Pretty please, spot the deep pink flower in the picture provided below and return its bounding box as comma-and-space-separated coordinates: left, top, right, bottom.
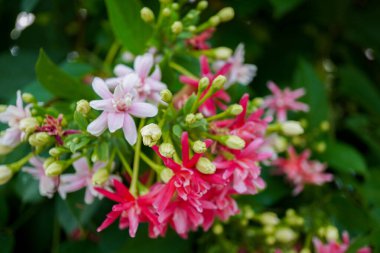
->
95, 179, 160, 238
274, 147, 333, 195
37, 114, 79, 145
186, 28, 215, 50
87, 76, 158, 145
179, 56, 231, 116
263, 81, 309, 122
313, 231, 371, 253
22, 156, 59, 198
108, 53, 167, 104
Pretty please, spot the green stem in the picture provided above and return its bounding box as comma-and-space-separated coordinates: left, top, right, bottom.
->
140, 152, 165, 173
116, 149, 133, 176
130, 119, 145, 196
206, 111, 229, 122
104, 41, 120, 71
169, 62, 198, 79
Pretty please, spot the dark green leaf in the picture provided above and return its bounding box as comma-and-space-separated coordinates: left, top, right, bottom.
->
74, 111, 89, 131
269, 0, 304, 18
13, 173, 44, 203
182, 94, 197, 115
0, 230, 14, 253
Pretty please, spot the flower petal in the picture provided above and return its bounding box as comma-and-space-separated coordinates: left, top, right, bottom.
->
92, 77, 113, 99
87, 112, 108, 136
128, 103, 158, 118
89, 99, 114, 111
108, 112, 124, 133
114, 64, 133, 77
134, 54, 154, 79
123, 114, 137, 145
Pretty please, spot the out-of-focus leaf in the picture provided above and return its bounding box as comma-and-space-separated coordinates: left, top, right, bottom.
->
35, 49, 95, 100
0, 197, 8, 226
293, 59, 329, 130
13, 173, 44, 203
0, 230, 14, 253
21, 0, 39, 11
60, 241, 102, 253
320, 140, 367, 175
105, 0, 152, 54
269, 0, 304, 18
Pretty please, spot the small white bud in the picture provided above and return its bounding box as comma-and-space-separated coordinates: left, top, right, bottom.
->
214, 47, 232, 60
171, 21, 183, 34
197, 1, 208, 11
192, 140, 207, 154
260, 212, 279, 226
212, 224, 223, 235
45, 161, 65, 177
195, 113, 204, 120
325, 225, 339, 241
140, 7, 155, 23
0, 165, 13, 185
209, 16, 220, 26
281, 121, 304, 136
196, 157, 216, 174
19, 117, 39, 134
22, 93, 35, 103
160, 168, 174, 183
223, 135, 245, 150
76, 99, 91, 115
29, 132, 51, 147
217, 7, 234, 22
198, 77, 210, 92
159, 143, 175, 158
92, 168, 109, 186
160, 89, 172, 103
211, 75, 227, 90
227, 104, 243, 116
162, 8, 171, 17
140, 123, 162, 147
185, 113, 197, 125
275, 227, 298, 243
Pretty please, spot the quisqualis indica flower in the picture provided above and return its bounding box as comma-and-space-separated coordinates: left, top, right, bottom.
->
186, 28, 215, 50
313, 231, 371, 253
87, 76, 158, 145
263, 81, 309, 122
37, 114, 79, 145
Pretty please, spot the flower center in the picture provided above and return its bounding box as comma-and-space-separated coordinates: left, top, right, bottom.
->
113, 93, 134, 112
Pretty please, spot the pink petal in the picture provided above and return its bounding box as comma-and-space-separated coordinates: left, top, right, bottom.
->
108, 112, 124, 133
134, 54, 154, 79
128, 103, 158, 118
179, 76, 199, 87
123, 114, 137, 145
97, 210, 122, 232
16, 90, 23, 109
200, 56, 210, 76
92, 77, 113, 99
87, 112, 108, 136
89, 99, 114, 112
72, 157, 90, 174
150, 65, 161, 80
128, 207, 139, 237
114, 64, 133, 77
267, 81, 281, 96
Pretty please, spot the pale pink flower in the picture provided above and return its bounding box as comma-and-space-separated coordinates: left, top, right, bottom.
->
274, 147, 333, 195
263, 81, 309, 122
87, 76, 158, 145
107, 53, 167, 104
313, 231, 371, 253
58, 157, 116, 204
22, 157, 59, 198
0, 91, 30, 148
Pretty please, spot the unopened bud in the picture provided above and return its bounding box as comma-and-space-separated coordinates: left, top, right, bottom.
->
0, 165, 13, 185
265, 236, 276, 245
320, 121, 330, 131
217, 7, 234, 22
263, 225, 275, 235
192, 140, 207, 153
43, 157, 55, 170
29, 132, 51, 147
195, 113, 204, 120
211, 75, 227, 90
22, 93, 35, 103
162, 8, 171, 17
196, 157, 216, 174
140, 123, 162, 147
275, 227, 298, 243
214, 47, 232, 60
160, 168, 174, 183
209, 16, 220, 26
49, 147, 67, 157
76, 99, 90, 115
19, 117, 39, 134
185, 113, 197, 125
160, 89, 172, 103
188, 25, 196, 32
252, 97, 263, 107
222, 135, 245, 150
197, 1, 208, 11
315, 141, 326, 153
92, 168, 109, 186
227, 104, 243, 116
171, 3, 179, 10
159, 143, 175, 158
281, 121, 304, 136
45, 161, 65, 177
198, 77, 210, 92
0, 105, 7, 113
171, 21, 183, 34
260, 212, 279, 226
325, 225, 339, 241
141, 7, 155, 23
273, 136, 288, 153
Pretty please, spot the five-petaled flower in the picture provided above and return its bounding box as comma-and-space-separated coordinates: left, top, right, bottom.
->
37, 114, 79, 145
313, 231, 371, 253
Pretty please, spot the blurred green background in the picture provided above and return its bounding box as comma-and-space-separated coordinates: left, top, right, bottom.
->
0, 0, 380, 252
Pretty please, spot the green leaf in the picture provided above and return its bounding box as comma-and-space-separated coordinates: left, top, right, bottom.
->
320, 140, 367, 175
74, 111, 89, 131
98, 141, 110, 161
182, 94, 197, 115
13, 173, 44, 203
269, 0, 304, 18
0, 230, 14, 253
35, 49, 95, 101
293, 59, 329, 130
105, 0, 152, 54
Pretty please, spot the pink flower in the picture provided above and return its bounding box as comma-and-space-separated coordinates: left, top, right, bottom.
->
313, 231, 371, 253
274, 147, 333, 195
87, 76, 158, 145
263, 81, 309, 122
58, 157, 116, 204
0, 91, 30, 148
22, 157, 59, 198
186, 28, 215, 50
95, 179, 161, 238
37, 114, 79, 145
107, 53, 167, 104
214, 44, 257, 88
179, 56, 231, 116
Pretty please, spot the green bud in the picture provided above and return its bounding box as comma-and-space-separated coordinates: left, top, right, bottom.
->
76, 99, 91, 115
185, 113, 197, 125
19, 117, 39, 134
263, 225, 275, 235
49, 147, 67, 157
214, 47, 232, 60
275, 227, 298, 244
252, 97, 263, 107
140, 7, 155, 23
0, 105, 7, 113
0, 165, 13, 185
281, 121, 304, 136
192, 140, 207, 154
265, 236, 276, 245
217, 7, 234, 22
29, 132, 51, 147
160, 89, 173, 103
198, 77, 210, 92
315, 141, 326, 153
227, 104, 243, 116
320, 121, 330, 131
273, 136, 288, 153
92, 168, 109, 186
171, 3, 179, 10
195, 113, 204, 120
221, 135, 246, 150
160, 168, 174, 183
159, 143, 175, 158
43, 157, 55, 170
22, 93, 36, 103
171, 21, 183, 34
140, 123, 162, 147
45, 161, 65, 177
188, 25, 196, 32
212, 224, 223, 235
196, 157, 216, 174
162, 7, 171, 17
209, 16, 220, 26
260, 212, 279, 226
197, 1, 208, 11
211, 75, 227, 90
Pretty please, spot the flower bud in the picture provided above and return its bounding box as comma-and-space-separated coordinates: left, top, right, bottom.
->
76, 99, 91, 115
320, 121, 330, 131
43, 157, 55, 170
0, 145, 13, 155
212, 224, 223, 235
197, 1, 208, 11
260, 212, 279, 226
162, 8, 171, 17
263, 225, 275, 235
209, 16, 220, 26
140, 123, 162, 147
217, 7, 234, 22
19, 117, 39, 134
281, 121, 304, 136
195, 113, 204, 120
211, 75, 227, 90
171, 21, 183, 34
49, 147, 67, 157
0, 165, 13, 185
45, 161, 65, 177
222, 135, 245, 150
265, 236, 276, 245
192, 140, 207, 154
159, 143, 175, 158
227, 104, 243, 116
92, 168, 109, 186
315, 141, 326, 153
185, 113, 197, 125
160, 89, 172, 103
275, 227, 298, 243
214, 47, 232, 60
252, 97, 263, 107
198, 77, 210, 92
29, 132, 51, 147
273, 136, 288, 153
160, 168, 174, 183
196, 157, 216, 174
171, 3, 179, 10
325, 225, 339, 241
140, 7, 155, 23
22, 93, 35, 103
188, 26, 196, 32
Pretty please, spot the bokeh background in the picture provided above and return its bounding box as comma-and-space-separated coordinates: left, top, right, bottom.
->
0, 0, 379, 252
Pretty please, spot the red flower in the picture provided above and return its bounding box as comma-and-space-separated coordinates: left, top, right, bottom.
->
186, 28, 215, 50
37, 114, 79, 145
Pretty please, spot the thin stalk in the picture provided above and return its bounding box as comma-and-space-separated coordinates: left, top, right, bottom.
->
104, 41, 120, 71
140, 152, 165, 173
116, 149, 133, 176
169, 61, 198, 79
130, 119, 145, 196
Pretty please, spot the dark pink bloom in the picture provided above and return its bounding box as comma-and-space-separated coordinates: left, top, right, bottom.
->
37, 114, 79, 145
186, 28, 215, 50
179, 56, 231, 116
313, 231, 371, 253
263, 81, 309, 122
274, 147, 333, 195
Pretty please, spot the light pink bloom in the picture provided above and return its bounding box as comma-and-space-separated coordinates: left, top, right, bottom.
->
22, 157, 59, 198
263, 81, 309, 122
214, 44, 257, 88
58, 157, 116, 204
0, 91, 30, 148
313, 231, 371, 253
274, 147, 333, 195
107, 53, 167, 104
87, 76, 158, 145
